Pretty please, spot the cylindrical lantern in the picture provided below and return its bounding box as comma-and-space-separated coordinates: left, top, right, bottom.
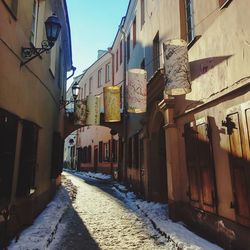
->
127, 68, 147, 113
86, 95, 100, 125
74, 100, 87, 125
104, 86, 121, 122
163, 39, 191, 95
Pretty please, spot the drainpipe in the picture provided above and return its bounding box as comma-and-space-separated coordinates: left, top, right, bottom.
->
119, 22, 127, 183
66, 65, 76, 80
107, 48, 115, 177
107, 48, 115, 86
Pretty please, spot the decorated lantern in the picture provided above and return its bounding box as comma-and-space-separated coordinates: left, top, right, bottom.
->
86, 95, 100, 125
127, 68, 147, 113
74, 100, 87, 125
163, 39, 191, 95
104, 86, 121, 122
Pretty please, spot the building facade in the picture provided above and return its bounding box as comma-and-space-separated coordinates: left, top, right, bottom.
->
76, 52, 120, 175
167, 0, 250, 249
64, 0, 250, 248
0, 0, 72, 245
114, 0, 250, 248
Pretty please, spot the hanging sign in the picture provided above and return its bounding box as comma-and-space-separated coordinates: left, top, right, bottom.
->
86, 95, 100, 125
163, 39, 191, 95
74, 100, 87, 125
127, 68, 147, 113
104, 86, 121, 122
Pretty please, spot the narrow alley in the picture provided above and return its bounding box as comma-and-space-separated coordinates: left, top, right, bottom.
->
8, 172, 222, 250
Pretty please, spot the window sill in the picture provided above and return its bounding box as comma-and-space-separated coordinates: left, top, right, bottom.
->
187, 35, 201, 50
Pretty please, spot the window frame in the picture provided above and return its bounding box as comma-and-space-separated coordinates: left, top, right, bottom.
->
116, 50, 119, 72
185, 0, 195, 43
133, 16, 137, 48
153, 32, 160, 72
30, 0, 39, 45
119, 41, 123, 65
89, 77, 92, 94
141, 0, 145, 29
105, 63, 110, 82
98, 68, 102, 88
127, 33, 130, 62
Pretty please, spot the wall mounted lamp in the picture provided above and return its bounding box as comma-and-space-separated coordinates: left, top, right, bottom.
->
60, 82, 80, 110
20, 14, 61, 67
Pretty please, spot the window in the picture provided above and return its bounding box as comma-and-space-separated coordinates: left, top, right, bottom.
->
88, 145, 91, 162
84, 84, 87, 98
83, 146, 88, 163
153, 32, 160, 72
112, 140, 118, 162
116, 50, 119, 72
30, 0, 39, 45
98, 68, 102, 87
99, 141, 103, 162
89, 77, 92, 94
120, 41, 123, 64
2, 0, 18, 17
17, 121, 39, 197
127, 33, 130, 61
104, 142, 110, 161
133, 17, 137, 47
185, 0, 195, 43
141, 0, 145, 28
105, 63, 110, 82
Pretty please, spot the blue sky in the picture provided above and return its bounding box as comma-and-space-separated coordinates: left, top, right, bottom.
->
67, 0, 129, 83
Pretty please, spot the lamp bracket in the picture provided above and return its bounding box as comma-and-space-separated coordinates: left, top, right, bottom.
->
20, 40, 54, 67
60, 99, 76, 110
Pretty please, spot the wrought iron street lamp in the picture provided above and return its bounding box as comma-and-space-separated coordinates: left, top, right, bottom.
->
60, 82, 80, 110
72, 83, 80, 101
21, 14, 61, 66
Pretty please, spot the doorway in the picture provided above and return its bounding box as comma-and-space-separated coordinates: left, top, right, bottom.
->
0, 109, 18, 208
149, 112, 167, 202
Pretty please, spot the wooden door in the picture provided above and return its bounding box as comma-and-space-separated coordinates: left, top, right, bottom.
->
226, 104, 250, 226
184, 118, 217, 212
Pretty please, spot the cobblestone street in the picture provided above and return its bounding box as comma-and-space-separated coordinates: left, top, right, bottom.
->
49, 173, 170, 250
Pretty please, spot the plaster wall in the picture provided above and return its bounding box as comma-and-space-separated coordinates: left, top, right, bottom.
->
0, 0, 70, 200
173, 0, 250, 223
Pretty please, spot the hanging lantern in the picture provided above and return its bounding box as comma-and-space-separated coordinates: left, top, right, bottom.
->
104, 86, 121, 122
74, 100, 87, 125
163, 39, 191, 95
86, 95, 100, 125
127, 68, 147, 113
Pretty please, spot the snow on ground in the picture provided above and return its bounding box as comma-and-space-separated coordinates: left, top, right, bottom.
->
69, 170, 222, 250
8, 170, 222, 250
8, 188, 71, 250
